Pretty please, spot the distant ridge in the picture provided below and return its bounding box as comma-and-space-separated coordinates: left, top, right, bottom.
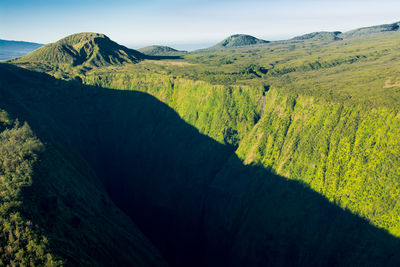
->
0, 39, 43, 61
12, 32, 145, 67
203, 21, 400, 50
138, 45, 187, 56
291, 31, 343, 42
341, 21, 400, 38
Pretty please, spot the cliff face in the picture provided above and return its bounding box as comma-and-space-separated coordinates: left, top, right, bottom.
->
83, 72, 263, 148
83, 69, 400, 239
84, 69, 400, 240
237, 88, 400, 236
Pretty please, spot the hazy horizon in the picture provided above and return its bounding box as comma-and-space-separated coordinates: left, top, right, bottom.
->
1, 0, 400, 50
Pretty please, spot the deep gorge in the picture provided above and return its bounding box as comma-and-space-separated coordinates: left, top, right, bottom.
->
1, 64, 399, 266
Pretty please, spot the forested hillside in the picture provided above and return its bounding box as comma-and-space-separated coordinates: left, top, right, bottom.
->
0, 117, 60, 266
237, 89, 400, 236
83, 72, 263, 148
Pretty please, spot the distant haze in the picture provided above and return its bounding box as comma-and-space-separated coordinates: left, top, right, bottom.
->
1, 0, 399, 49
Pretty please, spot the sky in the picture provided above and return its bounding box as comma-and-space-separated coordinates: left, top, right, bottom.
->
1, 0, 400, 50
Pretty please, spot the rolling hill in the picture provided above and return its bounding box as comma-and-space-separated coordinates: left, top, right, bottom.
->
138, 45, 187, 56
209, 34, 269, 49
0, 39, 43, 61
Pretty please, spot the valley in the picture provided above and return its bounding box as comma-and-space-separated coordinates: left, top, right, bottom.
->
1, 21, 400, 266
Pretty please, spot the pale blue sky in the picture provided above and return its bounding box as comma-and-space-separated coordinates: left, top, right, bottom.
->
1, 0, 399, 50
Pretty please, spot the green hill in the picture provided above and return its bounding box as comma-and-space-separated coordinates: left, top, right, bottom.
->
138, 45, 187, 56
0, 39, 43, 61
11, 32, 145, 68
210, 34, 269, 49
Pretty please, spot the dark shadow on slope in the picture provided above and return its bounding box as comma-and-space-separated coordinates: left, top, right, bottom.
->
0, 63, 400, 267
0, 64, 168, 266
146, 55, 184, 60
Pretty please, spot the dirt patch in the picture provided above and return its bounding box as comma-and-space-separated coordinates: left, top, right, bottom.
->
384, 78, 400, 88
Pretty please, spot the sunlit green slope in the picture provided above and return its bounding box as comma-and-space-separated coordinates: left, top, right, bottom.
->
236, 89, 400, 236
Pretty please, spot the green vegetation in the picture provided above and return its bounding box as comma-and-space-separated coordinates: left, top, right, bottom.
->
4, 21, 400, 265
0, 114, 61, 266
237, 89, 400, 236
83, 71, 263, 147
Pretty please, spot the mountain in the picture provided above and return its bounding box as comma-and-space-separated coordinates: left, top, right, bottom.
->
210, 34, 269, 49
291, 31, 343, 42
11, 32, 145, 68
138, 45, 187, 56
0, 39, 43, 61
342, 21, 400, 38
